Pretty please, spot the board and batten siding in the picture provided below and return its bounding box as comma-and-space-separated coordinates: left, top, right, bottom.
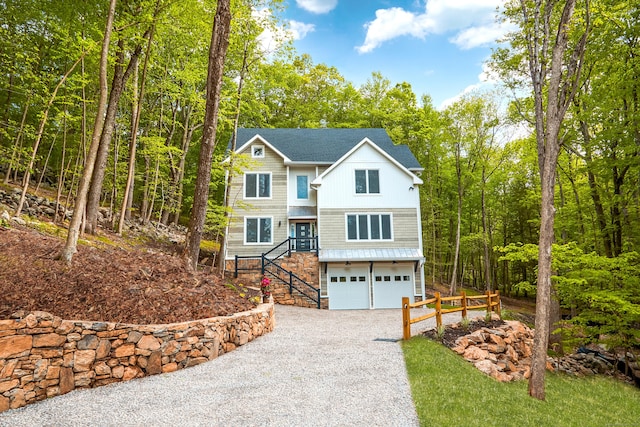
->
315, 142, 420, 210
317, 208, 420, 250
225, 143, 288, 258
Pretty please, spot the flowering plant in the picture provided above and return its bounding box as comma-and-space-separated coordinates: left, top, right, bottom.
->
260, 276, 271, 297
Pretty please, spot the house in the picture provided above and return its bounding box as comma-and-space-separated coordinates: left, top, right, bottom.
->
223, 128, 425, 309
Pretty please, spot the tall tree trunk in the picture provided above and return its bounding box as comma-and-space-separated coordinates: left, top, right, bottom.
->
523, 0, 589, 400
59, 0, 116, 262
184, 0, 232, 271
481, 167, 492, 291
118, 61, 139, 233
172, 109, 199, 226
4, 99, 30, 184
54, 108, 69, 224
217, 37, 251, 274
580, 127, 612, 256
118, 11, 156, 234
35, 130, 57, 193
85, 36, 144, 234
449, 140, 463, 296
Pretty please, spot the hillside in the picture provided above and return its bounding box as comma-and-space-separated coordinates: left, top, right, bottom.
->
0, 222, 258, 324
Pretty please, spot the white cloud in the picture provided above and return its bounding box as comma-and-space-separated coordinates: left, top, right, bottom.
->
253, 9, 315, 54
357, 7, 429, 54
451, 21, 518, 50
357, 0, 507, 53
288, 20, 315, 40
296, 0, 338, 14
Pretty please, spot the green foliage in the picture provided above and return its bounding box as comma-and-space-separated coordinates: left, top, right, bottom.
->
403, 337, 640, 426
498, 241, 640, 349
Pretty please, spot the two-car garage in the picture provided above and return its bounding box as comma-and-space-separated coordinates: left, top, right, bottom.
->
326, 262, 418, 310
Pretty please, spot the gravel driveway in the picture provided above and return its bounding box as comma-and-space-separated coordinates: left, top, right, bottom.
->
0, 305, 474, 427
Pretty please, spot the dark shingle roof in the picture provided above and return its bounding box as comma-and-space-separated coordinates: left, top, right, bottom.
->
233, 128, 422, 170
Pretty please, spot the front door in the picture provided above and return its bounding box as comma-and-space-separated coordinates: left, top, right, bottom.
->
295, 222, 311, 251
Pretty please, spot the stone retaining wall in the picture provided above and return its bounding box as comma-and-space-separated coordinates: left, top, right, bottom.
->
0, 302, 275, 412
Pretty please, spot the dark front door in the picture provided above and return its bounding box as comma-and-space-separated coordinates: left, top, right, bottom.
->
295, 222, 311, 251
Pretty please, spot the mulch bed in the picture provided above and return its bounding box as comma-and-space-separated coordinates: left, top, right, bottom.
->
421, 318, 507, 348
0, 225, 259, 324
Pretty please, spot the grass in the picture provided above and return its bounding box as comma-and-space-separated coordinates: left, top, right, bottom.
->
403, 336, 640, 427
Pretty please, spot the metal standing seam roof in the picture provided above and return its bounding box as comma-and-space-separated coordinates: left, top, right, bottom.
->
318, 248, 425, 262
233, 128, 423, 170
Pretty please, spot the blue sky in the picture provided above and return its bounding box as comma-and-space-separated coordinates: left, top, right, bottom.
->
268, 0, 513, 109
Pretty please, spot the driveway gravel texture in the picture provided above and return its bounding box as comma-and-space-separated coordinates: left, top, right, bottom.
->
0, 305, 479, 427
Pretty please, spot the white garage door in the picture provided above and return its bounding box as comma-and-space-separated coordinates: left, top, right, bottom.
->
373, 265, 414, 309
327, 264, 370, 310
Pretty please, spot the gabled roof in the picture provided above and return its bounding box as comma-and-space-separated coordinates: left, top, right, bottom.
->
232, 128, 423, 170
311, 137, 423, 186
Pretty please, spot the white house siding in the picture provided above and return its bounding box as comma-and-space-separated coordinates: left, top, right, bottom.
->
225, 143, 289, 258
288, 167, 317, 207
315, 142, 420, 210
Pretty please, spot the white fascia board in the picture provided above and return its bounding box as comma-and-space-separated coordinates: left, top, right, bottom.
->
310, 137, 423, 186
232, 134, 291, 162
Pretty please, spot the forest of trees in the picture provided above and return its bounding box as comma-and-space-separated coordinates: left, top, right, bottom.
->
1, 0, 639, 384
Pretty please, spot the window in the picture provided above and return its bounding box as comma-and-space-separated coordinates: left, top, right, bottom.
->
346, 214, 392, 241
355, 169, 380, 194
245, 173, 271, 198
296, 175, 308, 199
245, 217, 272, 244
252, 145, 264, 158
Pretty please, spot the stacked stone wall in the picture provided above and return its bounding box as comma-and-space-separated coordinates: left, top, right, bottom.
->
0, 302, 274, 412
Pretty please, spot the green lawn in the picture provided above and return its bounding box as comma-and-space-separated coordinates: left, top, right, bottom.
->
403, 337, 640, 427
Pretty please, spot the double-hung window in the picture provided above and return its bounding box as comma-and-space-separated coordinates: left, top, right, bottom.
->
245, 173, 271, 198
245, 217, 272, 244
355, 169, 380, 194
346, 214, 392, 241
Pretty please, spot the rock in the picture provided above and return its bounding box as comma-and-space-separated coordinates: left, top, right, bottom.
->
137, 335, 161, 351
32, 333, 66, 348
0, 379, 19, 393
77, 334, 99, 350
0, 335, 32, 358
146, 350, 162, 375
73, 350, 96, 372
12, 216, 26, 225
463, 346, 490, 361
0, 395, 10, 412
475, 359, 498, 376
95, 339, 111, 359
59, 367, 74, 394
114, 342, 135, 358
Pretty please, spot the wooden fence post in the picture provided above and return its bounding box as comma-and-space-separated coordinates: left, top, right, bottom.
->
435, 292, 442, 328
402, 297, 410, 340
461, 290, 467, 320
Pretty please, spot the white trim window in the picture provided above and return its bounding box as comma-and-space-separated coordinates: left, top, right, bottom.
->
296, 175, 309, 199
245, 217, 272, 244
244, 172, 271, 199
346, 213, 392, 241
251, 144, 265, 158
355, 169, 380, 194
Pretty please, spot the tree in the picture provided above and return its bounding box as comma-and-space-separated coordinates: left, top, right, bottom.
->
503, 0, 590, 400
183, 0, 232, 271
59, 0, 117, 262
